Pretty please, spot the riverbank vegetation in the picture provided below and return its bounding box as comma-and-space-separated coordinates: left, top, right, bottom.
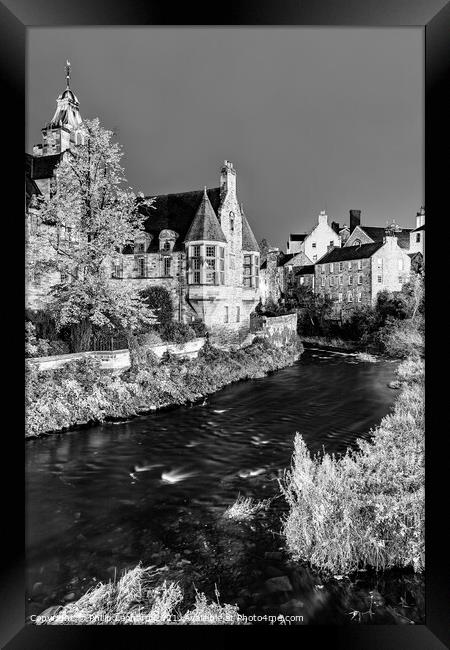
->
291, 274, 424, 358
26, 337, 303, 438
281, 354, 424, 574
37, 564, 241, 625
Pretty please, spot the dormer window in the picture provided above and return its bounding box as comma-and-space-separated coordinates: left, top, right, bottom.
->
159, 229, 178, 253
134, 232, 152, 254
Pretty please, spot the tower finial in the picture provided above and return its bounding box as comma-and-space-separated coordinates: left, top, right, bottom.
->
66, 60, 71, 88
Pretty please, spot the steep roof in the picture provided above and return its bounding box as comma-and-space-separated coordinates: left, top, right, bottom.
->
185, 188, 226, 243
361, 226, 411, 249
241, 209, 260, 252
137, 188, 222, 252
412, 224, 425, 232
318, 242, 384, 264
289, 233, 307, 242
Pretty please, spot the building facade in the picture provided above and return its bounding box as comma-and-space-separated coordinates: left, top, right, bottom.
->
25, 70, 261, 335
314, 232, 412, 317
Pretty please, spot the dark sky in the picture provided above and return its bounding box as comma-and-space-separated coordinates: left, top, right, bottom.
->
27, 27, 423, 248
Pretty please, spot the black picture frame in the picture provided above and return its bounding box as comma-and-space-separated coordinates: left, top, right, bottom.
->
1, 0, 448, 648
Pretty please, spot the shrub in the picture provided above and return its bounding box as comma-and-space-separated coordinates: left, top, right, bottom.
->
38, 565, 241, 625
281, 356, 424, 574
160, 321, 196, 344
223, 495, 270, 521
189, 320, 208, 338
137, 329, 164, 347
377, 318, 424, 359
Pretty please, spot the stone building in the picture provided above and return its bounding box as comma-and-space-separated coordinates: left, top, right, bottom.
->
409, 207, 425, 263
314, 230, 412, 317
344, 209, 412, 251
285, 210, 341, 263
25, 67, 260, 335
113, 162, 261, 334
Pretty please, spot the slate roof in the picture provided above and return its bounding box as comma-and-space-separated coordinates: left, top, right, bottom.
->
289, 234, 307, 241
361, 226, 411, 249
185, 188, 226, 243
318, 242, 384, 264
137, 187, 222, 252
412, 224, 425, 232
241, 209, 260, 252
294, 265, 315, 275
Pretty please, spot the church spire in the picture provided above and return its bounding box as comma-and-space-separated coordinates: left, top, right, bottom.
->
66, 60, 71, 88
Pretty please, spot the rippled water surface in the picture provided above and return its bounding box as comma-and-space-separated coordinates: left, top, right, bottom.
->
27, 349, 419, 623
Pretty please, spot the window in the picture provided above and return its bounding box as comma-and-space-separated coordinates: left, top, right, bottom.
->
358, 275, 362, 285
416, 233, 421, 243
112, 260, 123, 279
398, 276, 403, 284
330, 276, 334, 286
219, 247, 225, 284
348, 261, 352, 270
206, 245, 216, 258
348, 275, 353, 285
313, 255, 317, 262
339, 276, 343, 285
229, 212, 235, 233
236, 306, 240, 322
136, 242, 145, 253
224, 306, 229, 323
189, 245, 201, 284
330, 241, 334, 246
137, 257, 146, 277
300, 277, 304, 285
163, 240, 171, 252
60, 270, 68, 283
338, 262, 343, 271
357, 293, 362, 303
377, 275, 383, 283
163, 257, 171, 276
357, 259, 362, 270
321, 277, 325, 287
338, 293, 343, 303
229, 253, 235, 270
347, 292, 353, 303
312, 242, 316, 249
330, 263, 334, 272
243, 254, 258, 288
398, 258, 404, 271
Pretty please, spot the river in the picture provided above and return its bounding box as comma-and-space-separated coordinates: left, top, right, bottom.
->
25, 348, 424, 624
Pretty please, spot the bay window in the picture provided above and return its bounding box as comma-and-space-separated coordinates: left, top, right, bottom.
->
188, 244, 225, 285
243, 253, 259, 288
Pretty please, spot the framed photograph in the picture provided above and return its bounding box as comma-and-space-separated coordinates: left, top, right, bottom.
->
1, 0, 448, 648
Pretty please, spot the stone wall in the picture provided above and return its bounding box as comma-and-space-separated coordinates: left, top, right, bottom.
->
250, 312, 298, 347
28, 338, 206, 372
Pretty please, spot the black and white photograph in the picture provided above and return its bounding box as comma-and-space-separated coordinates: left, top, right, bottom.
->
1, 1, 446, 644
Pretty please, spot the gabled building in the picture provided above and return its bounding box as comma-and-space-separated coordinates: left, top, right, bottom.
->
409, 207, 425, 262
314, 230, 411, 316
113, 161, 261, 332
286, 210, 341, 263
344, 209, 412, 250
25, 67, 261, 332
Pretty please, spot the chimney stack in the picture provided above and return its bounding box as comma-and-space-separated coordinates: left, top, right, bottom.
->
318, 210, 328, 225
416, 206, 425, 229
220, 160, 237, 201
350, 210, 361, 233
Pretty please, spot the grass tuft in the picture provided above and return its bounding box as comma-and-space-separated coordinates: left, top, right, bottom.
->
223, 495, 270, 521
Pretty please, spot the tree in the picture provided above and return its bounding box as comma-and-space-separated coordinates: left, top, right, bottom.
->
28, 118, 155, 353
139, 286, 174, 326
258, 238, 272, 264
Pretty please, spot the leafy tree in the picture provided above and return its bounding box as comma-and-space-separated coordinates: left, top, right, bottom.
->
139, 286, 174, 325
28, 118, 155, 354
258, 238, 272, 263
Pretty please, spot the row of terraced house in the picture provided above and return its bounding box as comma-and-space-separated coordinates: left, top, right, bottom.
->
260, 206, 424, 318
